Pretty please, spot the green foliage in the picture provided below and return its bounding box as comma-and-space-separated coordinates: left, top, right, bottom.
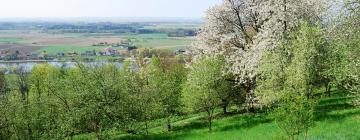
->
257, 22, 325, 139
257, 22, 328, 105
112, 92, 359, 140
131, 55, 188, 133
327, 0, 360, 103
0, 71, 12, 139
182, 56, 229, 131
0, 2, 359, 138
0, 59, 186, 139
273, 94, 315, 140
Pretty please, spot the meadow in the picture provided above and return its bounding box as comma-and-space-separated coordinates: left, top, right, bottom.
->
120, 34, 194, 50
74, 91, 360, 140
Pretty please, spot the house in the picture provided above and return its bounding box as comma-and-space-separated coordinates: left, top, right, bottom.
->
117, 50, 129, 56
38, 50, 48, 59
174, 49, 186, 55
99, 47, 131, 56
127, 46, 137, 51
0, 50, 9, 55
57, 52, 65, 57
67, 50, 78, 57
81, 51, 95, 56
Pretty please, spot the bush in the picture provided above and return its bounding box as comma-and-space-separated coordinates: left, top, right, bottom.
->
273, 93, 315, 140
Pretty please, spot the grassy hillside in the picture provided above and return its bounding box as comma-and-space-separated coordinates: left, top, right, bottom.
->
73, 91, 360, 140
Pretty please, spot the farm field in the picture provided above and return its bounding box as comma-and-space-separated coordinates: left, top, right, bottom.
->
0, 30, 195, 56
142, 24, 201, 30
120, 34, 194, 50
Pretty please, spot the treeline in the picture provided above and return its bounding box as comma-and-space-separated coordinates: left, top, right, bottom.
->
45, 23, 198, 37
0, 48, 255, 139
0, 22, 198, 37
46, 23, 143, 34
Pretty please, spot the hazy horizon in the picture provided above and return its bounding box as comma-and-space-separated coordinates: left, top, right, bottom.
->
0, 0, 221, 18
0, 17, 205, 23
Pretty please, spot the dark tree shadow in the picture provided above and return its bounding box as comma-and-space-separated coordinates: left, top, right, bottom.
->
315, 95, 360, 121
218, 114, 272, 132
117, 90, 359, 140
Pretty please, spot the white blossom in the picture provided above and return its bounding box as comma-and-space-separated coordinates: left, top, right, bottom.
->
190, 0, 326, 84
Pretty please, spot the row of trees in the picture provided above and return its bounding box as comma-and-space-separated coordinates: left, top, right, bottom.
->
0, 53, 189, 139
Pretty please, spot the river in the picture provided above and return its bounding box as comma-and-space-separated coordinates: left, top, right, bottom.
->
0, 61, 123, 74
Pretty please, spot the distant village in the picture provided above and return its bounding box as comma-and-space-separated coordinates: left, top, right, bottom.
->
0, 41, 138, 61
0, 41, 186, 61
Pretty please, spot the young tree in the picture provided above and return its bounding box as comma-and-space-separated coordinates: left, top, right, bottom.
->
161, 63, 187, 131
118, 57, 164, 135
182, 57, 227, 131
273, 94, 315, 140
13, 67, 33, 139
257, 22, 327, 105
258, 22, 323, 139
329, 0, 360, 103
149, 56, 188, 132
29, 64, 67, 138
0, 71, 12, 139
65, 64, 126, 139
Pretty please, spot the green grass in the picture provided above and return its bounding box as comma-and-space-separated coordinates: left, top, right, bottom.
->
142, 24, 201, 30
73, 90, 360, 140
0, 38, 21, 43
133, 38, 193, 49
38, 45, 107, 55
120, 33, 194, 49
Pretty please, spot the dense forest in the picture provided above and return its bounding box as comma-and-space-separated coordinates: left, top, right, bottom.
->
0, 0, 359, 139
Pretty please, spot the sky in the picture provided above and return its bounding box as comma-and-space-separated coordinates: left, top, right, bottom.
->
0, 0, 221, 18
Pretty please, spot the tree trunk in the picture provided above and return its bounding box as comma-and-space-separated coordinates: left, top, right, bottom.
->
27, 124, 32, 140
307, 93, 311, 100
222, 99, 228, 114
145, 119, 149, 135
208, 114, 212, 131
166, 117, 172, 132
207, 109, 214, 131
326, 85, 331, 97
245, 80, 256, 113
22, 91, 32, 140
283, 0, 288, 35
95, 122, 102, 140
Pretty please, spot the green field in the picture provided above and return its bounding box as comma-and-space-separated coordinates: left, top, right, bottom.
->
73, 91, 360, 140
121, 33, 194, 49
0, 38, 21, 43
38, 45, 105, 55
143, 24, 201, 30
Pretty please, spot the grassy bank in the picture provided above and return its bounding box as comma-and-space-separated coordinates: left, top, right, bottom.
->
73, 91, 360, 140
